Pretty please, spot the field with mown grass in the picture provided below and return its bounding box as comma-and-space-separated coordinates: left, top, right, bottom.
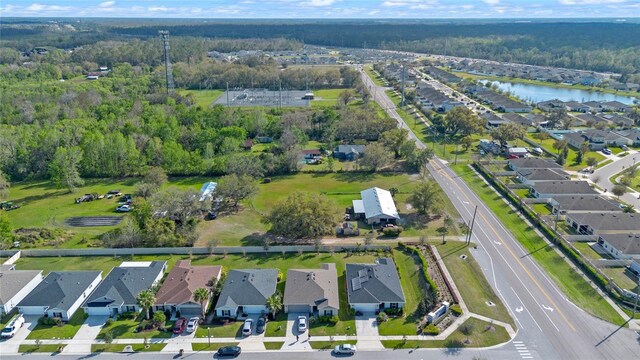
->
177, 89, 224, 108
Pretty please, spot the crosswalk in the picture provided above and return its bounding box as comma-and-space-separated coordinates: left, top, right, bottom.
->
513, 340, 533, 359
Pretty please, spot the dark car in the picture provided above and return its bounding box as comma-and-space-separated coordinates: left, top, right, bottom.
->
256, 316, 266, 334
173, 317, 187, 334
216, 346, 241, 357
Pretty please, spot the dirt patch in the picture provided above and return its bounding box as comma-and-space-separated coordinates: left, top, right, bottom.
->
65, 216, 123, 227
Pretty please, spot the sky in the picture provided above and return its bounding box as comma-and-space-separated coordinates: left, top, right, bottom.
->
1, 0, 639, 18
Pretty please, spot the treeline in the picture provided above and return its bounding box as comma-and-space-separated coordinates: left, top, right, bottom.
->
109, 22, 640, 74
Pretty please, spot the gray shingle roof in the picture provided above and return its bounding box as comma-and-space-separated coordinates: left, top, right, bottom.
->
552, 195, 621, 212
599, 234, 640, 255
19, 271, 101, 311
83, 261, 166, 308
517, 168, 569, 181
568, 213, 640, 232
284, 263, 339, 310
0, 269, 42, 306
532, 181, 596, 195
335, 145, 366, 155
215, 269, 278, 308
508, 158, 562, 170
346, 258, 405, 305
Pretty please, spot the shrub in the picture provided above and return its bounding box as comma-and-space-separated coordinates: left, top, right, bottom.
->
423, 324, 440, 335
382, 226, 403, 236
105, 318, 114, 327
450, 305, 462, 316
38, 316, 62, 326
329, 315, 339, 324
118, 312, 137, 320
376, 312, 389, 323
383, 307, 404, 317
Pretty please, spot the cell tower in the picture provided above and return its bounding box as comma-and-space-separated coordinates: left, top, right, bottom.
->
159, 30, 175, 94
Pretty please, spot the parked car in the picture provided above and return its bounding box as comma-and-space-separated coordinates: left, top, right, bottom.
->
602, 148, 612, 155
333, 344, 357, 355
242, 319, 253, 336
256, 316, 266, 334
1, 314, 25, 338
621, 145, 629, 151
216, 346, 242, 357
186, 317, 199, 333
115, 204, 132, 212
173, 317, 187, 334
297, 316, 307, 333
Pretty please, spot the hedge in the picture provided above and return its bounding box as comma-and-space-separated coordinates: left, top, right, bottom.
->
398, 243, 439, 299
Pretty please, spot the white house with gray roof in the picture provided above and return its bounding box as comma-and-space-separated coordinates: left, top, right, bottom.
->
352, 187, 400, 225
19, 271, 102, 321
215, 269, 278, 318
0, 268, 43, 316
82, 261, 166, 316
346, 258, 405, 313
530, 181, 597, 198
549, 195, 622, 215
284, 263, 339, 316
565, 213, 640, 235
597, 234, 640, 260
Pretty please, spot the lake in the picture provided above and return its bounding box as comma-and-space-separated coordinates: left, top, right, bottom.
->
478, 80, 638, 105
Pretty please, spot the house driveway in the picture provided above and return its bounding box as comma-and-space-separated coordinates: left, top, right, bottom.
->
355, 313, 383, 350
63, 315, 108, 354
161, 322, 196, 353
280, 312, 311, 351
237, 314, 266, 351
0, 315, 38, 355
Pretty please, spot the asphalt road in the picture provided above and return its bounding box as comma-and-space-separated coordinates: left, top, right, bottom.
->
360, 68, 640, 360
591, 151, 640, 208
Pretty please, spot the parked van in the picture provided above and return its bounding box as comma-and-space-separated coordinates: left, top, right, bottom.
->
532, 147, 544, 156
1, 314, 25, 338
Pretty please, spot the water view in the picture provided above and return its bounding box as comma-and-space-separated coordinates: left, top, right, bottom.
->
479, 79, 638, 105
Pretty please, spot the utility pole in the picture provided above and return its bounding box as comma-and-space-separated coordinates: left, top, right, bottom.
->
467, 205, 478, 245
401, 63, 406, 107
158, 30, 174, 94
226, 82, 230, 106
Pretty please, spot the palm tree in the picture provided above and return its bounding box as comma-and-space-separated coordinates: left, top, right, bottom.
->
136, 290, 156, 320
193, 287, 210, 319
265, 292, 283, 319
622, 204, 636, 213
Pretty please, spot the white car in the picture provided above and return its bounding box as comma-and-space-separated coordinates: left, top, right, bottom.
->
242, 319, 253, 336
115, 204, 132, 213
186, 317, 199, 333
297, 316, 307, 333
1, 314, 25, 338
333, 344, 357, 355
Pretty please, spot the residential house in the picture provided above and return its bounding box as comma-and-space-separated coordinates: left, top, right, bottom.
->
283, 263, 339, 316
0, 268, 43, 316
565, 130, 631, 151
601, 101, 630, 113
516, 168, 570, 185
215, 269, 278, 318
565, 213, 640, 235
302, 149, 322, 160
563, 101, 591, 113
548, 195, 622, 215
85, 72, 100, 80
616, 129, 640, 146
352, 187, 400, 225
502, 113, 533, 127
18, 271, 102, 321
575, 113, 609, 126
602, 114, 634, 128
597, 234, 640, 260
507, 158, 563, 172
346, 258, 405, 313
537, 99, 567, 112
478, 139, 501, 155
154, 260, 222, 317
507, 147, 529, 158
82, 261, 166, 316
530, 181, 596, 198
333, 144, 366, 161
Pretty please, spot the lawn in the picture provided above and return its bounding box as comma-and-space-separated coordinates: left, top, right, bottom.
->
97, 318, 175, 340
381, 317, 509, 349
192, 343, 239, 351
451, 164, 626, 325
27, 309, 87, 339
600, 267, 639, 293
197, 320, 244, 338
19, 344, 64, 353
310, 340, 357, 350
436, 242, 514, 327
532, 203, 552, 215
178, 89, 224, 108
264, 341, 285, 350
364, 65, 386, 86
91, 343, 167, 352
377, 248, 424, 336
572, 242, 607, 261
309, 273, 356, 336
264, 313, 288, 337
310, 89, 349, 108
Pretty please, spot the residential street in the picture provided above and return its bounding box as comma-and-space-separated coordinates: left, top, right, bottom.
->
591, 151, 640, 208
360, 67, 640, 360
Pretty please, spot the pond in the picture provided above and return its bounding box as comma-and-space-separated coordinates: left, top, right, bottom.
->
478, 80, 638, 105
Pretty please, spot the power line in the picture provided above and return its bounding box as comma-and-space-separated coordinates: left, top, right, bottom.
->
159, 30, 175, 94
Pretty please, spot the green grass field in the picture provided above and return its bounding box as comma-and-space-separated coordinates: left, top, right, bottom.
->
381, 317, 509, 349
364, 65, 386, 87
97, 319, 175, 340
263, 341, 285, 350
310, 340, 357, 350
451, 164, 625, 325
27, 309, 87, 339
197, 320, 243, 338
178, 89, 224, 108
19, 344, 64, 353
91, 343, 167, 352
191, 342, 239, 351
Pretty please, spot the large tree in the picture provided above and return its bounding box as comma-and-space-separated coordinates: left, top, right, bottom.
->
266, 291, 283, 319
136, 289, 156, 320
358, 142, 392, 172
49, 146, 84, 193
264, 192, 337, 239
193, 287, 210, 318
136, 166, 168, 199
490, 123, 525, 147
442, 107, 484, 137
151, 187, 202, 226
214, 174, 258, 209
381, 128, 409, 158
408, 180, 442, 217
0, 171, 9, 200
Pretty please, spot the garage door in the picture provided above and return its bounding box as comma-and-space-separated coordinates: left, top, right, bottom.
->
84, 307, 110, 316
179, 306, 201, 317
286, 305, 310, 314
353, 303, 378, 313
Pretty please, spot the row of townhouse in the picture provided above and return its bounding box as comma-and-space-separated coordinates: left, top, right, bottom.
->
564, 129, 640, 151
464, 85, 532, 113
537, 99, 633, 113
415, 83, 464, 112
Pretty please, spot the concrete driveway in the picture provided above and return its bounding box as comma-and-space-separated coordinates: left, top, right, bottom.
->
237, 314, 266, 351
355, 313, 383, 350
281, 313, 311, 351
63, 315, 108, 354
591, 150, 640, 208
0, 315, 38, 355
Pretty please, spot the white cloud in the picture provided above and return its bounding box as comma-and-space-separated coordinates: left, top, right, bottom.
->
559, 0, 625, 4
304, 0, 336, 6
98, 1, 115, 7
482, 0, 500, 5
26, 3, 72, 11
148, 6, 170, 12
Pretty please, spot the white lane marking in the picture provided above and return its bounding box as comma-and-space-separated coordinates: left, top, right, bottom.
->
513, 341, 523, 344
542, 305, 554, 312
493, 240, 502, 245
515, 307, 524, 313
511, 287, 543, 332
